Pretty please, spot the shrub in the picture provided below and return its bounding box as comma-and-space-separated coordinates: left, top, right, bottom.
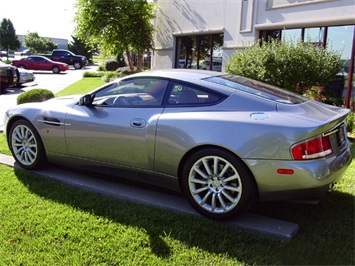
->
97, 64, 106, 71
101, 71, 118, 82
83, 71, 105, 78
17, 89, 54, 105
105, 60, 120, 71
116, 66, 136, 76
346, 112, 355, 135
225, 40, 343, 95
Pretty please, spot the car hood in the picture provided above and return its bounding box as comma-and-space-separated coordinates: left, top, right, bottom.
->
45, 94, 83, 105
10, 94, 83, 111
0, 62, 17, 70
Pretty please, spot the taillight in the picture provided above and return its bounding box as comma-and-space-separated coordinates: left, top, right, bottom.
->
291, 135, 333, 160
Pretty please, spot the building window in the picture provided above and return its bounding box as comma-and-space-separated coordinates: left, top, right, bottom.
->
175, 33, 223, 72
304, 27, 325, 46
282, 29, 302, 44
259, 25, 355, 108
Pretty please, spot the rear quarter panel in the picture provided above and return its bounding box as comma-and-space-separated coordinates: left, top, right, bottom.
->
154, 93, 350, 178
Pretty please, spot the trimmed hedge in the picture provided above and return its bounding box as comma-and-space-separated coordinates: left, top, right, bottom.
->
17, 89, 55, 105
83, 71, 105, 78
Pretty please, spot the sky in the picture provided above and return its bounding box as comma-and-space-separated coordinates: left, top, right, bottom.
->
0, 0, 77, 40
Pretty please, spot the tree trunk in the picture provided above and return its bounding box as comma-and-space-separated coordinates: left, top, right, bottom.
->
125, 50, 135, 73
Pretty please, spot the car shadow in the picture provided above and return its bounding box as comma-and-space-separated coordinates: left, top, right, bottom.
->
1, 87, 27, 95
13, 165, 354, 265
32, 71, 68, 75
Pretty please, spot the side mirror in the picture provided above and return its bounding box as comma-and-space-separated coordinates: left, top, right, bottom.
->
79, 94, 93, 106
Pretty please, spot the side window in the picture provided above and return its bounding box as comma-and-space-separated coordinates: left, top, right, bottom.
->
92, 78, 168, 107
167, 83, 221, 105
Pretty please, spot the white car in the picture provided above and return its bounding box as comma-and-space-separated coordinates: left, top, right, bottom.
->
16, 68, 35, 87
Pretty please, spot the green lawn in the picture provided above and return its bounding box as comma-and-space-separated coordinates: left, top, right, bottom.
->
0, 77, 354, 265
55, 77, 105, 97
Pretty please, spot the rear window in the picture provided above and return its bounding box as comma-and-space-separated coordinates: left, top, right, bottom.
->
204, 74, 307, 104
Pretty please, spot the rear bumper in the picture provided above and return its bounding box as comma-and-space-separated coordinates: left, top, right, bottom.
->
245, 143, 352, 202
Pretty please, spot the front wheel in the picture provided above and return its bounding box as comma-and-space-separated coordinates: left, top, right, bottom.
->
52, 66, 60, 74
8, 119, 47, 169
181, 148, 257, 220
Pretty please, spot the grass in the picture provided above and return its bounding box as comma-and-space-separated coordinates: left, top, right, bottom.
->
54, 77, 105, 97
0, 77, 354, 265
0, 140, 353, 265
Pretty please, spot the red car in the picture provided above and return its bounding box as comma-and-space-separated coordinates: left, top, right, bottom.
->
12, 55, 69, 74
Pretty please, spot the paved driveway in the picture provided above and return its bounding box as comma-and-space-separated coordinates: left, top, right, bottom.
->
0, 65, 97, 131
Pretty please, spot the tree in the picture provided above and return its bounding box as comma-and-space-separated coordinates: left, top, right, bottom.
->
24, 32, 58, 53
75, 0, 156, 72
68, 35, 93, 63
225, 40, 343, 96
0, 18, 21, 58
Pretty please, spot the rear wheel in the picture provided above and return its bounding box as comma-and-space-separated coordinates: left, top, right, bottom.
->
73, 62, 82, 69
181, 148, 257, 220
52, 66, 60, 74
8, 119, 47, 169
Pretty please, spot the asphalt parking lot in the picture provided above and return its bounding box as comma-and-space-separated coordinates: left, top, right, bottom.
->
0, 65, 300, 239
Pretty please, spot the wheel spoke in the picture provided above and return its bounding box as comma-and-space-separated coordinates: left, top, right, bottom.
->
192, 185, 209, 195
211, 193, 217, 211
193, 165, 209, 180
200, 191, 212, 205
223, 184, 241, 193
202, 158, 212, 176
191, 177, 208, 185
213, 157, 219, 175
221, 190, 237, 204
217, 193, 227, 211
223, 173, 239, 183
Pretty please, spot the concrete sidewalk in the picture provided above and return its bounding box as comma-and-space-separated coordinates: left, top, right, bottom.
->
0, 153, 300, 239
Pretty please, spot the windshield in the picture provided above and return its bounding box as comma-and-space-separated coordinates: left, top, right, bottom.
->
204, 74, 307, 104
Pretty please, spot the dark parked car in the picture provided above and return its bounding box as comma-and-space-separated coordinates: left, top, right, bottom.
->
20, 49, 33, 56
44, 49, 88, 69
0, 62, 18, 93
12, 55, 69, 74
4, 69, 352, 220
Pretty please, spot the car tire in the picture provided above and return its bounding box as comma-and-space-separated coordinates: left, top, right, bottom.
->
8, 119, 47, 169
52, 66, 60, 74
73, 62, 82, 69
181, 148, 257, 220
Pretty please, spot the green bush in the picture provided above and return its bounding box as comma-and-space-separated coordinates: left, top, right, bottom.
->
97, 64, 106, 71
225, 40, 343, 95
101, 71, 118, 82
346, 112, 355, 135
105, 60, 120, 71
83, 71, 105, 78
17, 89, 54, 105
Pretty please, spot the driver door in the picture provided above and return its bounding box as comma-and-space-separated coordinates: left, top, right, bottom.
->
64, 78, 168, 171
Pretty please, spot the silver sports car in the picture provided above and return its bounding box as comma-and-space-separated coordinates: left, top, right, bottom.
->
4, 69, 352, 220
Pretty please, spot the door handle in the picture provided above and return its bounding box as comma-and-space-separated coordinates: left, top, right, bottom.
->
130, 119, 146, 128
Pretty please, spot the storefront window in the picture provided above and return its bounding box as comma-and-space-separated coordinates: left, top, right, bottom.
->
175, 33, 223, 72
282, 29, 302, 44
304, 27, 325, 46
326, 25, 355, 108
260, 30, 280, 43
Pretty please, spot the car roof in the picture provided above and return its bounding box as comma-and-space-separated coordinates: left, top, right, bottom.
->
130, 69, 220, 80
125, 69, 236, 95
